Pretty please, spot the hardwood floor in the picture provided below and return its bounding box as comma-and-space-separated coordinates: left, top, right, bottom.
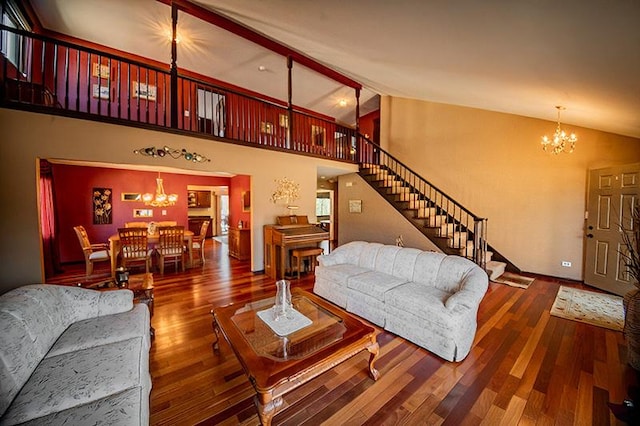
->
48, 240, 638, 425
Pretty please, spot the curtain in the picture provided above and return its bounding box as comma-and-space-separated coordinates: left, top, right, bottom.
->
40, 159, 62, 277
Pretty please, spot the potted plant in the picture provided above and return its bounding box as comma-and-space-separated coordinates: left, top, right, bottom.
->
622, 205, 640, 370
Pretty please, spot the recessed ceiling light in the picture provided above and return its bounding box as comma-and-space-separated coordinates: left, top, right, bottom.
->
338, 99, 347, 107
258, 65, 267, 72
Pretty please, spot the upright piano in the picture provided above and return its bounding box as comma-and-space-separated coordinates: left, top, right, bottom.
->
264, 215, 330, 279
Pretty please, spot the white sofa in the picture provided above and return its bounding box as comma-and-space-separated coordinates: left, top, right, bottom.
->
0, 284, 151, 425
314, 241, 488, 362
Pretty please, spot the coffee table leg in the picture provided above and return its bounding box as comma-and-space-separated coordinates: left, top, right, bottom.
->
210, 310, 220, 352
255, 394, 283, 426
367, 340, 381, 381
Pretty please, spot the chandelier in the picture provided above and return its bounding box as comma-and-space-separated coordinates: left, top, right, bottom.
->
541, 106, 578, 154
142, 173, 178, 207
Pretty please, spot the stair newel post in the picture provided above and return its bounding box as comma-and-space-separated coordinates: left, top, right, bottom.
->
473, 218, 486, 269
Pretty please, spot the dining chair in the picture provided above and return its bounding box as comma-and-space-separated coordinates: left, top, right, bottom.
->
117, 227, 152, 273
73, 225, 110, 277
191, 220, 210, 266
156, 226, 186, 274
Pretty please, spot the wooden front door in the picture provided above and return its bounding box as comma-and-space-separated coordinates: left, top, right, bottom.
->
584, 163, 640, 296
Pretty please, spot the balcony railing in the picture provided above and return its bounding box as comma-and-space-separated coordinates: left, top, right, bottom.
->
0, 25, 359, 163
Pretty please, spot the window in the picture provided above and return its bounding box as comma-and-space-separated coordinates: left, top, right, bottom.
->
1, 1, 31, 75
316, 198, 331, 216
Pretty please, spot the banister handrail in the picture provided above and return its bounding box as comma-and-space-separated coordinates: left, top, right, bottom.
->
357, 134, 484, 221
0, 24, 170, 75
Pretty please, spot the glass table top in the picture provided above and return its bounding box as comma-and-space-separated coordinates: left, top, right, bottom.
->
230, 293, 346, 361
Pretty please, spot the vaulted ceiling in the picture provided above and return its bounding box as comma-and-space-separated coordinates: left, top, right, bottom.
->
29, 0, 640, 138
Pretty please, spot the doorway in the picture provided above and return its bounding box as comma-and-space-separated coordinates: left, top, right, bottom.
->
584, 163, 639, 296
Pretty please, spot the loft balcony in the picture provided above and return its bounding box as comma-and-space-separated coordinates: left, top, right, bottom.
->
0, 24, 376, 164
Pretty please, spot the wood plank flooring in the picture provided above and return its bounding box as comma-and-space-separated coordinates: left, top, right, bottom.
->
47, 240, 639, 425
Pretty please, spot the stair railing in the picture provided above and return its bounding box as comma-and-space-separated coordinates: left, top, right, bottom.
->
357, 135, 488, 268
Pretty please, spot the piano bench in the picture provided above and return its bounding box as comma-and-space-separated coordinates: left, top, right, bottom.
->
291, 247, 324, 279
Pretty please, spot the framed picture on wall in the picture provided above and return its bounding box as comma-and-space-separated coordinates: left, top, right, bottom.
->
92, 62, 110, 79
132, 81, 157, 102
92, 84, 110, 100
93, 188, 113, 224
349, 199, 362, 213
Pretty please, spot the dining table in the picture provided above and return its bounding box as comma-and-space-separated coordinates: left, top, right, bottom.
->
108, 230, 194, 277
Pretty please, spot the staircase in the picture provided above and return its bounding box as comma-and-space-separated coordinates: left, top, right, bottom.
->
356, 151, 518, 277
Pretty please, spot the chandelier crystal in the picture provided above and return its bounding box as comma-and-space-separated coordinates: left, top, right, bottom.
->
142, 173, 178, 207
541, 106, 577, 154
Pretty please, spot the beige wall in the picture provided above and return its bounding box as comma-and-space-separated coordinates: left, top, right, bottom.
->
0, 109, 357, 293
380, 96, 640, 279
338, 173, 439, 251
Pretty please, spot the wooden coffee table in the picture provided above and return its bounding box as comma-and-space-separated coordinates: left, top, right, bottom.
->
211, 288, 380, 425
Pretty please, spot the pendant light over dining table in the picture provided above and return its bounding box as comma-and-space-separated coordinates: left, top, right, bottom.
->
143, 172, 178, 207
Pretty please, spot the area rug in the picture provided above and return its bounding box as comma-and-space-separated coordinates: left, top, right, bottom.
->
550, 286, 624, 332
492, 272, 535, 289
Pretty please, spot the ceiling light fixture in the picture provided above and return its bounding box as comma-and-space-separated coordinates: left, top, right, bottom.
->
541, 106, 578, 154
142, 172, 178, 207
338, 99, 347, 107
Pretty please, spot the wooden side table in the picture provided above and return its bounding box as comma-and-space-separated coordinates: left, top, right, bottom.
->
128, 273, 155, 337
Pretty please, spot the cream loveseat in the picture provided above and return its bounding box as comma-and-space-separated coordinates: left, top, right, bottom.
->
314, 241, 488, 362
0, 284, 151, 425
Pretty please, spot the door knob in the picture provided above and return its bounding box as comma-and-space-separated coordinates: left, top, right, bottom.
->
586, 233, 594, 238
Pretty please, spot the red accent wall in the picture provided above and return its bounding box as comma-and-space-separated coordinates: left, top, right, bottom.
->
53, 163, 230, 263
229, 175, 251, 228
360, 110, 380, 141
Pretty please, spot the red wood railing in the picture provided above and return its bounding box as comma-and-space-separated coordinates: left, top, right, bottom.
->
0, 25, 360, 163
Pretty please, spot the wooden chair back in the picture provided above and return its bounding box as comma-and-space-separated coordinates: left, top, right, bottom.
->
198, 220, 210, 239
73, 225, 91, 252
157, 226, 185, 273
73, 225, 110, 276
117, 227, 149, 261
157, 226, 185, 255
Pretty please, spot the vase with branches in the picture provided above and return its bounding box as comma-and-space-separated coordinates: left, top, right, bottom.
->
622, 205, 640, 370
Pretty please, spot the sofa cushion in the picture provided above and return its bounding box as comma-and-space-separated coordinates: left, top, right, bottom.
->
373, 245, 402, 274
315, 264, 369, 286
391, 248, 422, 281
47, 304, 150, 358
357, 242, 383, 269
412, 251, 446, 287
19, 387, 146, 426
1, 337, 146, 425
385, 282, 451, 324
347, 271, 407, 301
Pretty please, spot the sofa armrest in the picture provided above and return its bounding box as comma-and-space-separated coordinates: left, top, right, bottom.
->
96, 289, 134, 317
317, 254, 339, 267
445, 290, 478, 310
444, 268, 488, 310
